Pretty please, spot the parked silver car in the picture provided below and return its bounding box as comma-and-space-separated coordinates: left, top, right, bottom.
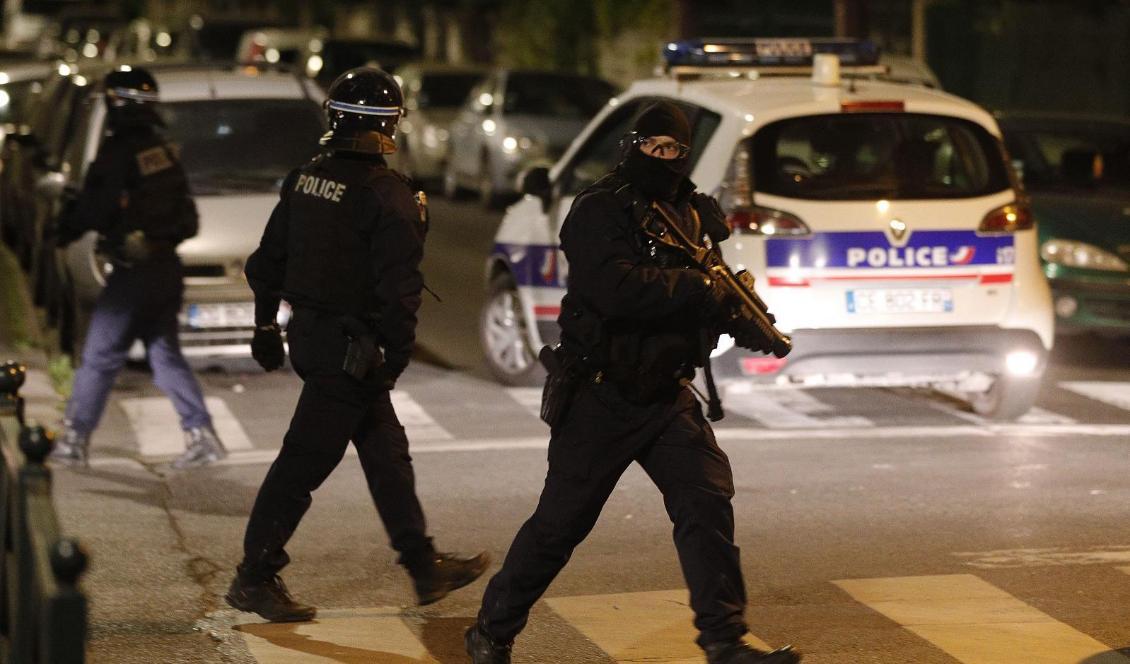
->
392, 63, 485, 183
443, 69, 615, 206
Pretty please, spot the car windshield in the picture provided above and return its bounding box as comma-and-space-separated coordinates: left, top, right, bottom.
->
503, 73, 615, 118
418, 73, 482, 109
322, 41, 418, 75
753, 113, 1011, 201
1004, 124, 1130, 195
157, 99, 324, 194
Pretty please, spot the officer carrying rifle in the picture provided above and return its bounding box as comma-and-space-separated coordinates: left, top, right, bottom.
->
465, 101, 799, 664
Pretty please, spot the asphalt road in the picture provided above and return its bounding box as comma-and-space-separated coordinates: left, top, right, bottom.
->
46, 197, 1130, 664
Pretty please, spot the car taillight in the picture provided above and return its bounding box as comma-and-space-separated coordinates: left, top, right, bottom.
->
978, 202, 1033, 234
726, 205, 810, 236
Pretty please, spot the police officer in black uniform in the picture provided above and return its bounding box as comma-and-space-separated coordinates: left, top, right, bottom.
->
51, 65, 226, 470
224, 68, 488, 622
465, 102, 801, 664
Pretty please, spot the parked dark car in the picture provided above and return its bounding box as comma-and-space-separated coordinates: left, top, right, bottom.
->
999, 113, 1130, 336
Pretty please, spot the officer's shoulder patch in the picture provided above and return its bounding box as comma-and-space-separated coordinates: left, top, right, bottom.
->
136, 145, 174, 177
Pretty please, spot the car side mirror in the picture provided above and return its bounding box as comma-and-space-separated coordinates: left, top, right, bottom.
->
1060, 149, 1101, 187
519, 166, 551, 210
35, 170, 66, 199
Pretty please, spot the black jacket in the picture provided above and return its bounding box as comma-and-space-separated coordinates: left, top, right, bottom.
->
60, 124, 198, 252
245, 152, 426, 377
557, 171, 729, 398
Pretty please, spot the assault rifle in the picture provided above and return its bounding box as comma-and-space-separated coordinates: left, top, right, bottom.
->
644, 200, 793, 420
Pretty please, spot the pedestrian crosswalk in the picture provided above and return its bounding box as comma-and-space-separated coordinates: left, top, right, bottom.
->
834, 574, 1128, 664
223, 571, 1130, 663
103, 377, 1130, 462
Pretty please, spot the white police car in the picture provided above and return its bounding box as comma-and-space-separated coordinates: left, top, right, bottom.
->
482, 38, 1053, 420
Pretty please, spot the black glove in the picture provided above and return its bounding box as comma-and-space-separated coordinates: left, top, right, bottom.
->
701, 275, 735, 321
251, 325, 285, 371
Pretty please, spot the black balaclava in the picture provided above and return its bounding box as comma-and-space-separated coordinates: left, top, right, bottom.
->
620, 101, 692, 201
108, 103, 164, 132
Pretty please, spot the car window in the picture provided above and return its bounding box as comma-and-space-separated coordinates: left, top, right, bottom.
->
503, 73, 614, 119
559, 100, 646, 197
417, 73, 483, 110
41, 79, 84, 166
686, 106, 722, 170
753, 113, 1011, 200
156, 98, 325, 194
1004, 125, 1130, 194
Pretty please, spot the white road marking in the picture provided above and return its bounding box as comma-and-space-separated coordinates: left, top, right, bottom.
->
233, 607, 435, 663
390, 392, 452, 440
545, 589, 774, 663
722, 383, 874, 429
505, 387, 543, 419
955, 546, 1130, 569
835, 574, 1128, 664
713, 423, 1130, 440
119, 396, 252, 458
1060, 381, 1130, 413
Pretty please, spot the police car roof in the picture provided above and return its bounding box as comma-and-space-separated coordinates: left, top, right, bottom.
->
151, 65, 315, 102
623, 75, 1000, 135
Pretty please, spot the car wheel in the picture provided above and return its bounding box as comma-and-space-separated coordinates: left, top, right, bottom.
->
480, 272, 543, 386
968, 373, 1042, 421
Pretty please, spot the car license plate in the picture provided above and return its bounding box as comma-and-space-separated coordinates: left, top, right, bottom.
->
846, 288, 953, 315
186, 302, 255, 329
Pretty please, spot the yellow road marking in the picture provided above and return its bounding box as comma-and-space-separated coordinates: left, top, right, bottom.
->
235, 607, 435, 663
546, 589, 773, 663
834, 574, 1128, 664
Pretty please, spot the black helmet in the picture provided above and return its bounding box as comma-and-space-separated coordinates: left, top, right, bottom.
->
104, 65, 159, 107
104, 65, 161, 129
320, 67, 404, 155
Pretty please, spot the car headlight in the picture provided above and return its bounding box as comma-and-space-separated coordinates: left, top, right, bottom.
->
501, 135, 543, 157
1040, 239, 1128, 272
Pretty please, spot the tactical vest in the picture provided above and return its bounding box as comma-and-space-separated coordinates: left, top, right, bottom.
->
115, 130, 196, 247
281, 153, 412, 316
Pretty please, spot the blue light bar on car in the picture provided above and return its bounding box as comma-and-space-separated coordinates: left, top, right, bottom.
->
663, 38, 881, 68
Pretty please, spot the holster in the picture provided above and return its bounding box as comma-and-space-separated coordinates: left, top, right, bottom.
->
341, 316, 385, 381
539, 345, 579, 428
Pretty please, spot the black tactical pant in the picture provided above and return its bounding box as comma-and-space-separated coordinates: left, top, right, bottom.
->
478, 380, 748, 647
239, 309, 432, 582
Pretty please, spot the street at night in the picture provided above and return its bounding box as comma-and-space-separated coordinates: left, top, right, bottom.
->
31, 197, 1130, 663
2, 1, 1130, 663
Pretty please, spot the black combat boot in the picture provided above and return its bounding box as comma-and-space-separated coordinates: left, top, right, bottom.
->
225, 574, 316, 622
704, 640, 801, 664
464, 622, 512, 664
409, 550, 490, 605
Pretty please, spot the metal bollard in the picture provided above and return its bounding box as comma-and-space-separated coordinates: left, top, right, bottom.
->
0, 360, 26, 424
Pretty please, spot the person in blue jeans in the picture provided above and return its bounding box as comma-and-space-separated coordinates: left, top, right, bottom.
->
50, 65, 224, 470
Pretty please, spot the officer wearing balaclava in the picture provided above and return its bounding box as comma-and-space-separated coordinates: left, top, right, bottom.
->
465, 102, 800, 664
